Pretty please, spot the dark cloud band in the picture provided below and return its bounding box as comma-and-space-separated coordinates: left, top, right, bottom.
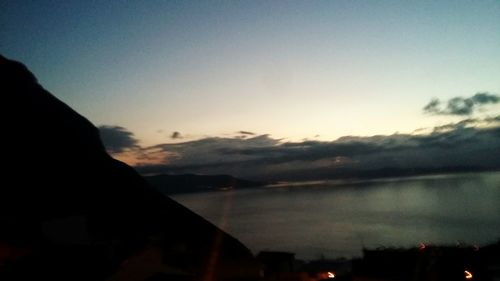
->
133, 120, 500, 180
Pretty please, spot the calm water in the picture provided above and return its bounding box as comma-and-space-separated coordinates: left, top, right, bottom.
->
171, 172, 500, 260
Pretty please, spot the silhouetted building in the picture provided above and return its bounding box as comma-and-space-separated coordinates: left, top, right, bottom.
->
352, 243, 500, 281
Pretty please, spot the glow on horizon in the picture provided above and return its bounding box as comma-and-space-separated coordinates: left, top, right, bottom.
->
1, 1, 499, 147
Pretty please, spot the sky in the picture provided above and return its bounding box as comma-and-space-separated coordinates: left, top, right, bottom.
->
2, 1, 499, 180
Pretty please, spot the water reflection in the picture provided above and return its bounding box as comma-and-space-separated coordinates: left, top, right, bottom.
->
172, 172, 500, 260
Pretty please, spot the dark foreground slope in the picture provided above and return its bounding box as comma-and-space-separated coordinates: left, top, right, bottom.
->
0, 55, 260, 281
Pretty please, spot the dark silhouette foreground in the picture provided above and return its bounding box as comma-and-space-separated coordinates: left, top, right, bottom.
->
0, 55, 260, 281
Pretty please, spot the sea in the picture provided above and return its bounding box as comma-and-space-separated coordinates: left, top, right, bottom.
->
171, 171, 500, 260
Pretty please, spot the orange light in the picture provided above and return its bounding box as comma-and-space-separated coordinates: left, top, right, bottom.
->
465, 270, 473, 279
328, 272, 335, 278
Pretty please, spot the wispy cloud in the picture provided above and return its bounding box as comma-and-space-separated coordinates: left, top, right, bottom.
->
238, 131, 256, 135
423, 92, 499, 115
431, 116, 500, 133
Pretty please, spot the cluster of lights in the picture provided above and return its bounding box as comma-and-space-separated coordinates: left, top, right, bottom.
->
418, 242, 475, 280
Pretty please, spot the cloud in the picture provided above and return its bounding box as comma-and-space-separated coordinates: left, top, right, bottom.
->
238, 131, 256, 135
171, 131, 182, 139
98, 125, 139, 154
423, 92, 499, 115
486, 115, 500, 122
471, 92, 500, 104
447, 97, 475, 115
423, 98, 441, 114
133, 122, 500, 180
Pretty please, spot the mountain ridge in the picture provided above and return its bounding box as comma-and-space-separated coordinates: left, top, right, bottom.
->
0, 55, 260, 281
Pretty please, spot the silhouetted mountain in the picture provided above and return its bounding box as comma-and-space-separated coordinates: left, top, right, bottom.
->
349, 166, 499, 179
266, 165, 498, 182
325, 166, 499, 181
0, 55, 260, 281
146, 174, 265, 194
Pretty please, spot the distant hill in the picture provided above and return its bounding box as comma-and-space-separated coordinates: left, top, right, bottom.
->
326, 166, 498, 180
145, 174, 265, 194
145, 167, 498, 195
265, 165, 499, 182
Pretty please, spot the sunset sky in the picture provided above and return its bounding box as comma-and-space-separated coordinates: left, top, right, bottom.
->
2, 1, 499, 179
